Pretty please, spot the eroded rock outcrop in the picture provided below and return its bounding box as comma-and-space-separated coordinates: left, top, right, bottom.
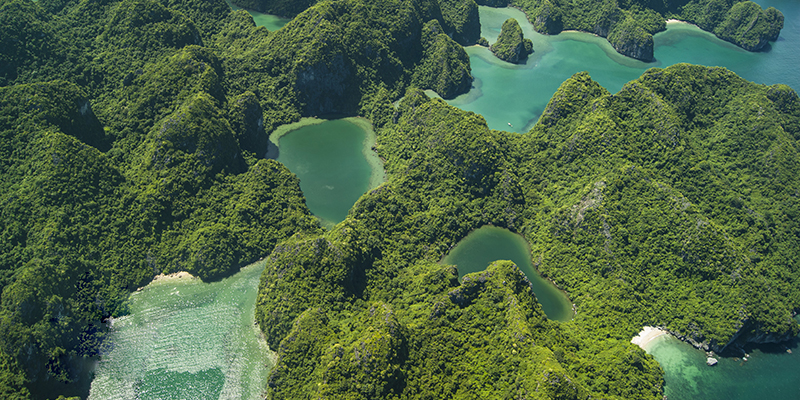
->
608, 17, 654, 62
413, 20, 473, 99
490, 18, 534, 63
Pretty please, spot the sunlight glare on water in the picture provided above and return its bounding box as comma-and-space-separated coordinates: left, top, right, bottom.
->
88, 263, 273, 400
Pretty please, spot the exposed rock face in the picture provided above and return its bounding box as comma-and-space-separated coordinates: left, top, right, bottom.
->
296, 53, 356, 115
414, 20, 473, 99
230, 0, 317, 17
438, 0, 482, 45
227, 91, 270, 156
530, 0, 563, 34
473, 0, 509, 6
706, 357, 718, 366
669, 318, 800, 354
490, 18, 534, 64
608, 18, 654, 62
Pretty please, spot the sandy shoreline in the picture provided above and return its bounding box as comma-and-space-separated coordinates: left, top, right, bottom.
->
631, 326, 668, 350
666, 19, 700, 28
136, 271, 197, 291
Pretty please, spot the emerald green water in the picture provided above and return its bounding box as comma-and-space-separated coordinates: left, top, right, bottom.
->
274, 118, 384, 228
87, 263, 273, 400
645, 318, 800, 400
441, 226, 573, 321
225, 1, 290, 31
460, 4, 800, 398
450, 2, 800, 133
82, 2, 798, 399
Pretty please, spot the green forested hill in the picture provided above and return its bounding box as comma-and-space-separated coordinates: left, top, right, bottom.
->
1, 0, 799, 399
229, 0, 785, 61
474, 0, 783, 61
255, 65, 800, 398
490, 17, 534, 63
0, 0, 473, 396
231, 0, 482, 45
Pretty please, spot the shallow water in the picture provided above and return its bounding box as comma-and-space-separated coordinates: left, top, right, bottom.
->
83, 2, 799, 399
273, 118, 384, 228
87, 263, 273, 400
450, 3, 800, 133
225, 1, 290, 31
646, 320, 800, 400
441, 226, 573, 321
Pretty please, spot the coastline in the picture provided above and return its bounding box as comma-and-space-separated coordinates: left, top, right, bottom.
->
137, 271, 197, 291
348, 116, 387, 191
632, 326, 668, 351
268, 117, 385, 190
666, 18, 698, 28
266, 117, 326, 158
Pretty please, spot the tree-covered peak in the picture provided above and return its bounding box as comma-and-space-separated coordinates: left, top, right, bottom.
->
490, 17, 534, 63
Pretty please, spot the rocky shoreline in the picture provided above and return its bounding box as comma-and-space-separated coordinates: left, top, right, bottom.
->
642, 317, 799, 355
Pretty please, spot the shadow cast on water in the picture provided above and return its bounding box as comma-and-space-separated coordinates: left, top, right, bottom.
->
718, 333, 799, 358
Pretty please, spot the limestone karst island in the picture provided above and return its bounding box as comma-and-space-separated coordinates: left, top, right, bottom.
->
1, 0, 799, 399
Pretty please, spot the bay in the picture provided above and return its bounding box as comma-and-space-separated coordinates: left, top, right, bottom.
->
448, 3, 800, 133
644, 317, 800, 400
441, 226, 573, 321
87, 264, 273, 400
225, 1, 291, 31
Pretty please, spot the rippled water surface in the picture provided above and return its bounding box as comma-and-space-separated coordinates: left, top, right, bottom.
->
88, 263, 273, 400
645, 318, 800, 400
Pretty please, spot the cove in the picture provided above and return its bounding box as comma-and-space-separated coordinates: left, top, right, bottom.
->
87, 263, 273, 400
441, 226, 573, 321
643, 317, 800, 400
271, 118, 385, 228
449, 2, 800, 133
225, 1, 291, 31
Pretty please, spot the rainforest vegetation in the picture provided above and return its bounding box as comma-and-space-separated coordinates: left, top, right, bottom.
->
1, 0, 799, 399
490, 18, 533, 63
495, 0, 784, 60
236, 0, 784, 61
0, 0, 474, 395
256, 66, 800, 399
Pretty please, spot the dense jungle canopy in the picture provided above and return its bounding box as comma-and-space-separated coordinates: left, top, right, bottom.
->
0, 0, 797, 399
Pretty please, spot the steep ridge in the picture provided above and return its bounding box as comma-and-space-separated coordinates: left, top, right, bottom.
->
255, 65, 800, 398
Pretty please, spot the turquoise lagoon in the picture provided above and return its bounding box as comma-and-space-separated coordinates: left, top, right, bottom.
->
442, 226, 574, 321
226, 1, 290, 31
450, 2, 800, 399
449, 1, 800, 133
272, 118, 385, 228
645, 319, 800, 400
83, 2, 800, 399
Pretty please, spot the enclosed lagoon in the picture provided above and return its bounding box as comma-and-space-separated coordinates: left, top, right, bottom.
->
451, 2, 800, 133
84, 1, 800, 398
226, 1, 290, 31
441, 226, 573, 321
272, 118, 385, 228
88, 264, 273, 400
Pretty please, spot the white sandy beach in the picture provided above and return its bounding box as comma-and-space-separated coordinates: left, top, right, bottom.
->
151, 270, 195, 282
136, 271, 197, 291
631, 326, 668, 350
666, 19, 700, 28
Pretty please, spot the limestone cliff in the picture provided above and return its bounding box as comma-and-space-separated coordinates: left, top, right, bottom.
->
607, 17, 654, 62
490, 18, 534, 64
413, 20, 473, 99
